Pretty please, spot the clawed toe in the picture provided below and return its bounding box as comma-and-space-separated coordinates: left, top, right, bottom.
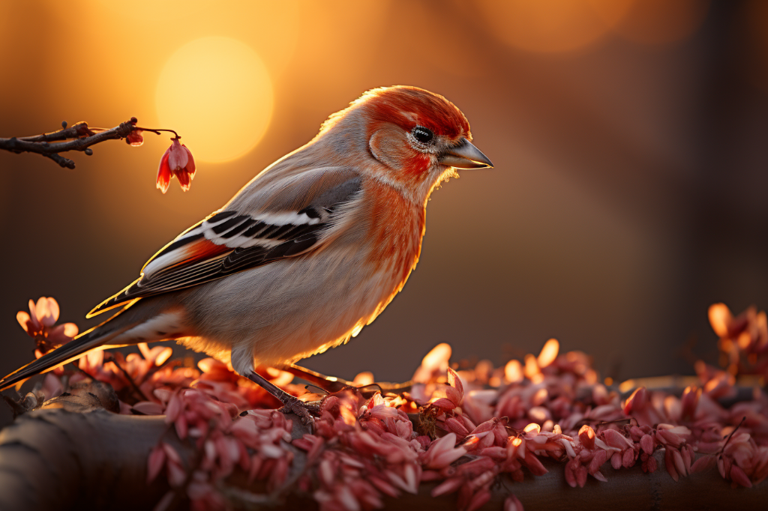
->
279, 397, 321, 425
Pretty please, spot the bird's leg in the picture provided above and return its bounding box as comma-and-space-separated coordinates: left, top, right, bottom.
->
246, 370, 320, 424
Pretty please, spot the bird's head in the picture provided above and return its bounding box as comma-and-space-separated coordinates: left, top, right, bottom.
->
318, 86, 493, 204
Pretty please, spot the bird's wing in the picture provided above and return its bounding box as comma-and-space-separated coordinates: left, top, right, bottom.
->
87, 167, 362, 317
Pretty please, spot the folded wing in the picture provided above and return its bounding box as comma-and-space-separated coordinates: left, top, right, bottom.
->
88, 167, 362, 317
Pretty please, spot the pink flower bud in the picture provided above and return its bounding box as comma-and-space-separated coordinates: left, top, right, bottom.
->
589, 449, 608, 474
681, 386, 701, 420
602, 429, 633, 450
665, 448, 679, 482
640, 434, 654, 455
467, 488, 491, 511
690, 455, 716, 473
730, 464, 753, 488
147, 444, 166, 483
623, 386, 648, 414
126, 129, 144, 147
578, 425, 596, 449
157, 138, 197, 193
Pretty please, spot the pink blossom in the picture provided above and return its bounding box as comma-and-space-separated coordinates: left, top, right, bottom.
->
157, 138, 196, 193
16, 297, 78, 354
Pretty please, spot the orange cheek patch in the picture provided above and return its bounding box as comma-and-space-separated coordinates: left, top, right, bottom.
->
369, 127, 432, 185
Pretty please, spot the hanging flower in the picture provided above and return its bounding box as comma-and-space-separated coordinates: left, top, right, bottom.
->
16, 297, 78, 355
157, 138, 196, 193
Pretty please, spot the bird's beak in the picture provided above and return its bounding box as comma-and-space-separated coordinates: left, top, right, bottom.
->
439, 138, 493, 169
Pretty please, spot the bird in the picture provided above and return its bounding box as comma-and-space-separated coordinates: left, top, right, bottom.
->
0, 86, 493, 420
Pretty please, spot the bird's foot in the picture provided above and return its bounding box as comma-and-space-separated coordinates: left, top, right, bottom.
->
279, 396, 321, 425
286, 364, 413, 397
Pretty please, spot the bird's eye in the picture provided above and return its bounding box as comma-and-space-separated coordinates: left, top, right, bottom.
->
412, 126, 434, 145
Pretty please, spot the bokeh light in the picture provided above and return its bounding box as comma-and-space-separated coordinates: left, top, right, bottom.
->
476, 0, 635, 54
156, 37, 274, 163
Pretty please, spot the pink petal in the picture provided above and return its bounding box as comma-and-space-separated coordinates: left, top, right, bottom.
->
174, 414, 188, 439
589, 449, 608, 474
430, 398, 456, 410
665, 448, 679, 482
133, 401, 165, 415
165, 394, 182, 423
576, 465, 587, 487
16, 311, 32, 334
640, 434, 654, 455
432, 476, 463, 497
62, 323, 79, 338
578, 425, 595, 450
156, 150, 172, 193
175, 169, 192, 192
46, 297, 60, 324
447, 367, 464, 396
730, 464, 753, 488
183, 145, 196, 177
504, 495, 524, 511
42, 373, 63, 399
690, 455, 716, 473
467, 488, 491, 511
336, 486, 360, 511
622, 448, 636, 469
147, 445, 166, 483
168, 139, 188, 170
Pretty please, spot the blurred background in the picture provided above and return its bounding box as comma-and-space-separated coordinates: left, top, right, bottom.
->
1, 1, 767, 426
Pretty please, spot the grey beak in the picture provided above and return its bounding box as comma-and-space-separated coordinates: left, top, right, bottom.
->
438, 138, 493, 169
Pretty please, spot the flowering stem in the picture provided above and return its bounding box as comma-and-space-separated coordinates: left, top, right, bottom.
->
0, 119, 138, 168
134, 127, 182, 139
719, 416, 747, 454
104, 353, 151, 402
0, 117, 182, 168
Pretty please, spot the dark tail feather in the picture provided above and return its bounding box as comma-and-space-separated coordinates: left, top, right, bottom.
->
0, 309, 133, 392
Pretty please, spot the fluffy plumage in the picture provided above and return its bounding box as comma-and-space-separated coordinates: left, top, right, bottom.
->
0, 86, 492, 398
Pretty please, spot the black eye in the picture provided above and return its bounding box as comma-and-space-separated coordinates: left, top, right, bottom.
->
412, 126, 434, 144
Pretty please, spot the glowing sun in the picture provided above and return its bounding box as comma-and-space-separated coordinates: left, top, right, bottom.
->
156, 37, 274, 163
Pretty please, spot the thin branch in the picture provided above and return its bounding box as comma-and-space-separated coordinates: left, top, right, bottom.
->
0, 118, 139, 169
104, 353, 151, 402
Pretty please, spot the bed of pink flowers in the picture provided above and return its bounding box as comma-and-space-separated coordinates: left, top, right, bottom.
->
14, 300, 768, 511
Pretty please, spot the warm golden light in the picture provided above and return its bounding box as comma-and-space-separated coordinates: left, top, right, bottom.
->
476, 0, 635, 54
421, 343, 452, 371
156, 37, 273, 163
524, 422, 541, 434
537, 338, 560, 368
524, 354, 540, 380
505, 359, 524, 383
353, 371, 374, 386
708, 303, 731, 337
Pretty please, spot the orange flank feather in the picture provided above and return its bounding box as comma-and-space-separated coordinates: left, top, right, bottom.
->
173, 238, 231, 269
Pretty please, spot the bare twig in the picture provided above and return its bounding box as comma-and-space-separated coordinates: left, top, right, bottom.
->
0, 118, 141, 169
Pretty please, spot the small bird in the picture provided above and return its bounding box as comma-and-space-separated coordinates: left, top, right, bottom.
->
0, 86, 492, 419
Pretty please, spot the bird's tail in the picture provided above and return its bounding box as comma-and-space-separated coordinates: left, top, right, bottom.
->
0, 308, 134, 392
